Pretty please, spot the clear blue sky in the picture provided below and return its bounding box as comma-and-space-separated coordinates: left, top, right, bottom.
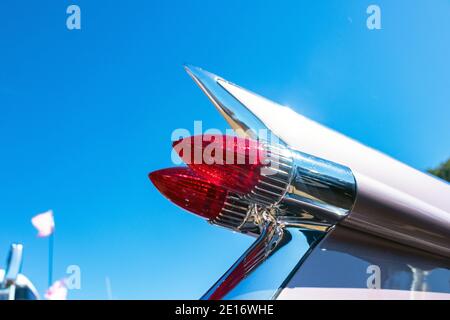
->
0, 0, 449, 299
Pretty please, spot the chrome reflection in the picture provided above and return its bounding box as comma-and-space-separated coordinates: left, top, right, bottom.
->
184, 65, 357, 232
202, 214, 324, 300
277, 146, 357, 224
0, 244, 40, 300
185, 65, 276, 142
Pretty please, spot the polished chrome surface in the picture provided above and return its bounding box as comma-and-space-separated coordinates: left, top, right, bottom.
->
185, 65, 278, 143
3, 243, 23, 286
184, 65, 449, 259
241, 141, 357, 227
184, 65, 450, 299
0, 270, 40, 300
244, 143, 293, 207
211, 193, 260, 236
222, 227, 324, 300
185, 65, 357, 232
201, 214, 282, 299
202, 212, 325, 300
279, 148, 356, 223
213, 193, 251, 229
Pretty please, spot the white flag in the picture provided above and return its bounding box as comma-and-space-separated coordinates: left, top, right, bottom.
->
31, 210, 55, 237
45, 279, 68, 300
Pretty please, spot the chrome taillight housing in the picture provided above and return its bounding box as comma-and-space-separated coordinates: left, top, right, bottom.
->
150, 134, 357, 235
173, 134, 357, 229
149, 167, 261, 235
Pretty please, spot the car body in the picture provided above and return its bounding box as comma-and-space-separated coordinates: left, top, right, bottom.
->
170, 66, 450, 300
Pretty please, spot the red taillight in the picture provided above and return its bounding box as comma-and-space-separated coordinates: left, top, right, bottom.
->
149, 167, 228, 220
172, 135, 267, 194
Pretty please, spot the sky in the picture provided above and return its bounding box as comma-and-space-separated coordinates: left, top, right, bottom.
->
0, 0, 449, 299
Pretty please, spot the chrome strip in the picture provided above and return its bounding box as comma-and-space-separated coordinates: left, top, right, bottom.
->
185, 66, 357, 231
2, 244, 23, 287
202, 221, 325, 300
185, 65, 450, 260
184, 65, 285, 144
201, 215, 282, 300
279, 148, 357, 223
210, 194, 261, 235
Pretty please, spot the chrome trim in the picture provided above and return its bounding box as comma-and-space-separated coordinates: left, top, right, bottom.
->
202, 218, 325, 300
201, 214, 283, 299
185, 65, 450, 260
245, 142, 356, 224
3, 243, 23, 287
210, 193, 261, 236
185, 66, 357, 231
279, 148, 356, 224
184, 65, 285, 144
244, 143, 293, 206
0, 244, 40, 300
183, 65, 450, 298
0, 271, 40, 300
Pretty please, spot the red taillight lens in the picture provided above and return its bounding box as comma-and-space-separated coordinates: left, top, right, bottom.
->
149, 167, 228, 220
173, 135, 267, 194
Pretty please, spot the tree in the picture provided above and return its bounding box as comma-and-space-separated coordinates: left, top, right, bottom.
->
427, 159, 450, 182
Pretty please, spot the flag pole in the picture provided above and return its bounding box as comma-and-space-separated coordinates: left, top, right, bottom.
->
48, 232, 54, 287
105, 276, 113, 300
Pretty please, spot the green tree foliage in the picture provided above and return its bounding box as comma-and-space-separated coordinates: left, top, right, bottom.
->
427, 159, 450, 182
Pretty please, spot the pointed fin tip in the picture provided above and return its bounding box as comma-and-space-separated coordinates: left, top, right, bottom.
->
181, 64, 280, 144
183, 64, 198, 80
183, 64, 223, 83
183, 64, 203, 74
